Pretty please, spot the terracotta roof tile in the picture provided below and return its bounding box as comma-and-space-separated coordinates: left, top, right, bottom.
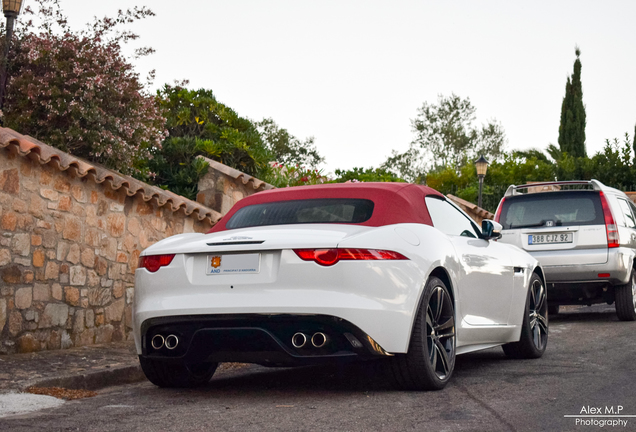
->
198, 156, 274, 191
0, 127, 222, 224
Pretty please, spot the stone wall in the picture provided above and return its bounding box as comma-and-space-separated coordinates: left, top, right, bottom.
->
0, 130, 219, 354
196, 156, 274, 214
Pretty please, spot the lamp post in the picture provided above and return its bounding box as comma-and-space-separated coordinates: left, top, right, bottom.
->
475, 155, 489, 209
0, 0, 23, 117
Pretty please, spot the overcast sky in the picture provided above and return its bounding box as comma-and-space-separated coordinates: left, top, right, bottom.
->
35, 0, 636, 175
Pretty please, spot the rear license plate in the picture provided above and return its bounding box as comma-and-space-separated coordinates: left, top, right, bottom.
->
206, 253, 260, 275
528, 233, 573, 245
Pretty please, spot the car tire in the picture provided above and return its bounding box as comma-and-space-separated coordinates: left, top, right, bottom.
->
548, 304, 559, 316
387, 276, 456, 391
615, 269, 636, 321
139, 357, 218, 388
503, 273, 548, 359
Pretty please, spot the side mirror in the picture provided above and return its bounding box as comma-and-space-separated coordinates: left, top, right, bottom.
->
481, 220, 503, 240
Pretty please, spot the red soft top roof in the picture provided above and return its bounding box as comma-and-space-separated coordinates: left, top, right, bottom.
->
209, 182, 444, 232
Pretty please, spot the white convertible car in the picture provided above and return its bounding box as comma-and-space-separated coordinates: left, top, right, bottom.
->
134, 183, 547, 390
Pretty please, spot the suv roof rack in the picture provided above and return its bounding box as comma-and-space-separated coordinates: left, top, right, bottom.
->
504, 179, 606, 197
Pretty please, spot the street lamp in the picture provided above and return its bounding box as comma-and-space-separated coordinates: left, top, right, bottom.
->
475, 155, 489, 209
0, 0, 23, 117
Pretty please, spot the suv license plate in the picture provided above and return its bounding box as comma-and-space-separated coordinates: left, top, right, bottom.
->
206, 253, 260, 275
528, 233, 573, 245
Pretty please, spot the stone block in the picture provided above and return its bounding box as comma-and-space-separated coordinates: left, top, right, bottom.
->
31, 234, 42, 246
46, 330, 61, 350
51, 283, 63, 300
0, 298, 6, 332
53, 178, 71, 193
73, 309, 85, 333
125, 306, 133, 329
58, 195, 72, 212
88, 288, 111, 306
126, 287, 134, 305
113, 280, 125, 298
97, 200, 108, 216
100, 237, 117, 261
1, 212, 17, 231
87, 270, 100, 287
62, 216, 82, 241
0, 168, 19, 194
14, 257, 30, 266
85, 228, 100, 247
33, 248, 45, 267
40, 188, 59, 201
42, 230, 57, 249
86, 309, 95, 328
44, 261, 60, 280
0, 248, 10, 266
56, 242, 69, 261
2, 265, 22, 284
106, 213, 126, 238
29, 196, 45, 218
69, 266, 87, 286
95, 324, 114, 344
71, 184, 87, 203
66, 243, 80, 264
24, 270, 33, 283
40, 303, 69, 328
64, 286, 80, 306
11, 233, 30, 256
9, 310, 22, 336
81, 248, 95, 268
74, 328, 95, 347
95, 256, 108, 276
17, 334, 40, 353
116, 251, 128, 263
129, 250, 141, 272
33, 283, 50, 301
15, 287, 32, 309
127, 218, 141, 236
13, 199, 27, 213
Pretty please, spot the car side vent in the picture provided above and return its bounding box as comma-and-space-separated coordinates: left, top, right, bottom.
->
514, 267, 524, 274
206, 240, 265, 246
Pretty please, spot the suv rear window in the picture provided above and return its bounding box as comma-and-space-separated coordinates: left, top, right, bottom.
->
225, 199, 375, 229
499, 191, 604, 229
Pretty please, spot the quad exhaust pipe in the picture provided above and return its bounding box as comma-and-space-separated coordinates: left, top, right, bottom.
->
151, 334, 179, 350
291, 332, 329, 349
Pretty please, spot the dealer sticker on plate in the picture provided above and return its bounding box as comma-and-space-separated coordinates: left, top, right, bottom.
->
206, 253, 260, 275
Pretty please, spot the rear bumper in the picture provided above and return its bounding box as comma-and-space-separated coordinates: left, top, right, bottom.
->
138, 314, 391, 366
536, 247, 632, 285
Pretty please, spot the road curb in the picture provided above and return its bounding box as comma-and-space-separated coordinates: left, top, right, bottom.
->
19, 365, 146, 392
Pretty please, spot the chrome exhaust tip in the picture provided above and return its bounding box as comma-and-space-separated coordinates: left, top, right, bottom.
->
151, 334, 165, 350
291, 332, 307, 348
311, 332, 328, 348
165, 334, 179, 350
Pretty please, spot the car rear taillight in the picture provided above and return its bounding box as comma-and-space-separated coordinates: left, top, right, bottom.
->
293, 248, 408, 267
139, 254, 175, 272
494, 198, 505, 223
599, 191, 619, 248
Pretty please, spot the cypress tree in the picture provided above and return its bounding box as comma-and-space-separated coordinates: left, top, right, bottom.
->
558, 47, 587, 158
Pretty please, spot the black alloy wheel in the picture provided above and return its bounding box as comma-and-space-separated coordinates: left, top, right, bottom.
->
616, 268, 636, 321
387, 276, 456, 390
503, 273, 548, 358
426, 284, 456, 380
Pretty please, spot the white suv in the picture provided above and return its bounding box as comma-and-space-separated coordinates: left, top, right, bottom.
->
494, 179, 636, 321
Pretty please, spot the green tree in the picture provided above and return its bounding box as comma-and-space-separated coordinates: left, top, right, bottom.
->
332, 167, 404, 183
256, 118, 323, 168
558, 47, 587, 158
146, 84, 271, 199
384, 94, 506, 182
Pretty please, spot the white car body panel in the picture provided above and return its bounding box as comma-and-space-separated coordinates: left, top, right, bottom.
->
133, 223, 539, 356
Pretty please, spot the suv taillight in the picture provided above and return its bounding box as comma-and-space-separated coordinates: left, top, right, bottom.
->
599, 191, 619, 248
494, 198, 505, 223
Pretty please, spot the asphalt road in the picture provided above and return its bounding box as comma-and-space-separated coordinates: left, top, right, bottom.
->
2, 304, 636, 432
